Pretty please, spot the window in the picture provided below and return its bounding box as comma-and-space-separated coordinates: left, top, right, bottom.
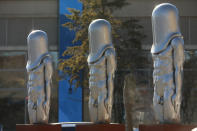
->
0, 52, 26, 130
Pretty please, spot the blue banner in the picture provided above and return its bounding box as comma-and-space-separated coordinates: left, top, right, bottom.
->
59, 0, 83, 122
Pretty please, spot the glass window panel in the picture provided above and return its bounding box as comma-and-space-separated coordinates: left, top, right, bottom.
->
117, 50, 152, 72
184, 50, 197, 69
138, 51, 152, 69
0, 71, 26, 130
33, 18, 58, 47
134, 70, 152, 88
123, 73, 155, 126
0, 71, 25, 89
180, 17, 189, 43
190, 17, 197, 45
0, 19, 6, 46
131, 89, 154, 126
7, 18, 32, 46
138, 17, 152, 46
0, 93, 25, 130
0, 52, 26, 69
182, 70, 197, 123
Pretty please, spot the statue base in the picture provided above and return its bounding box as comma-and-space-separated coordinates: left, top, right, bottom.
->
61, 122, 125, 131
139, 124, 197, 131
16, 124, 61, 131
16, 122, 125, 131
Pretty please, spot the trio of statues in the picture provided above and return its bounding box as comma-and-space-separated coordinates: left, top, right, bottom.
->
26, 2, 184, 125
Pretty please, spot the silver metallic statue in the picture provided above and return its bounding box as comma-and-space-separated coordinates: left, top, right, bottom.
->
26, 30, 53, 124
88, 19, 116, 123
151, 3, 184, 123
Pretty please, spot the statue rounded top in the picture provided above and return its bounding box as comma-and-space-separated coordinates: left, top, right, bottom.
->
27, 30, 49, 65
88, 19, 113, 63
151, 3, 182, 54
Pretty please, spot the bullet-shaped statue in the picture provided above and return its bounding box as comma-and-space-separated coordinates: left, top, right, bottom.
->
88, 19, 116, 123
151, 3, 184, 123
26, 30, 53, 124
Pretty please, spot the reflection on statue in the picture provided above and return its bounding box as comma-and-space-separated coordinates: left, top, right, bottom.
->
192, 128, 197, 131
26, 30, 53, 124
151, 3, 184, 123
88, 19, 116, 123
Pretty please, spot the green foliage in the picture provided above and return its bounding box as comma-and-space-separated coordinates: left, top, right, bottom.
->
59, 0, 145, 88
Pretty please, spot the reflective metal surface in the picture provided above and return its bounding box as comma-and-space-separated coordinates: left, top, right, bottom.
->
192, 128, 197, 131
27, 30, 48, 66
88, 19, 112, 63
26, 30, 53, 124
151, 3, 181, 54
151, 3, 184, 123
88, 19, 116, 123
